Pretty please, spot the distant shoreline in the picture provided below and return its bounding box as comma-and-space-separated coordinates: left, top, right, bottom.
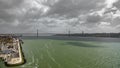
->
21, 36, 120, 42
54, 33, 120, 38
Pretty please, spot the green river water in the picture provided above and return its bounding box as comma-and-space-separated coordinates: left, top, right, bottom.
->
1, 38, 120, 68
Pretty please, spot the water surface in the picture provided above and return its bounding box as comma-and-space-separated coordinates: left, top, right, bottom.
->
1, 37, 120, 68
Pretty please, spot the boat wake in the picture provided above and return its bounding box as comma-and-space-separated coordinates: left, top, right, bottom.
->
45, 45, 62, 68
21, 51, 39, 68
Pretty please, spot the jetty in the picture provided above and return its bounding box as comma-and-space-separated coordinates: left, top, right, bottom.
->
0, 34, 25, 66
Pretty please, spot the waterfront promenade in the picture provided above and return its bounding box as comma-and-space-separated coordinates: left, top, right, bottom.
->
7, 39, 23, 65
0, 35, 25, 66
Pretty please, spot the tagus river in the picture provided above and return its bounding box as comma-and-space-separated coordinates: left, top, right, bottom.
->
1, 36, 120, 68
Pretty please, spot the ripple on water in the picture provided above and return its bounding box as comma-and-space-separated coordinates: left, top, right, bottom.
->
46, 47, 62, 68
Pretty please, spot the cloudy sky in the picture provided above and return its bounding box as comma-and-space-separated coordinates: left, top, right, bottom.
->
0, 0, 120, 33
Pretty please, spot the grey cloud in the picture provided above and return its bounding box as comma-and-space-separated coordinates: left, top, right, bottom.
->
0, 0, 23, 9
47, 0, 104, 17
113, 0, 120, 9
0, 0, 120, 33
0, 10, 17, 22
104, 8, 117, 14
86, 15, 102, 23
0, 0, 24, 23
112, 17, 120, 26
77, 14, 103, 28
0, 22, 32, 33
